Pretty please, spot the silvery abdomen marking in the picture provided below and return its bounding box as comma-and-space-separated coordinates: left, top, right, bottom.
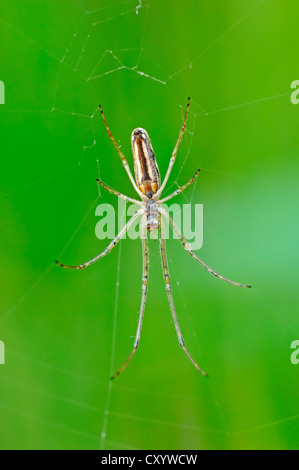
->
131, 128, 160, 198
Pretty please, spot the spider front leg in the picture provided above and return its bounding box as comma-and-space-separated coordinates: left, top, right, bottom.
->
154, 97, 190, 200
56, 209, 142, 270
111, 215, 149, 379
159, 214, 208, 377
160, 207, 251, 288
99, 105, 146, 201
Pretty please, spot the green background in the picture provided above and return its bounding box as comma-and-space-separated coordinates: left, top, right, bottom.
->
0, 0, 298, 450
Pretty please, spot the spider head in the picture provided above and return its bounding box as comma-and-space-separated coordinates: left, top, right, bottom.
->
131, 127, 160, 199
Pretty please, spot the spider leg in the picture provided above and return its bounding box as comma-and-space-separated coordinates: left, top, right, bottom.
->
99, 105, 146, 201
159, 215, 208, 377
158, 168, 200, 204
96, 179, 143, 205
56, 209, 142, 270
160, 207, 251, 288
154, 97, 190, 200
111, 216, 148, 379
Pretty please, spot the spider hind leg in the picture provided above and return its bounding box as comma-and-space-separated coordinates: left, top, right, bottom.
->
159, 214, 208, 377
111, 216, 149, 379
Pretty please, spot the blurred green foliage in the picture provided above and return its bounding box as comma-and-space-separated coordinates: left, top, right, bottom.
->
0, 0, 298, 450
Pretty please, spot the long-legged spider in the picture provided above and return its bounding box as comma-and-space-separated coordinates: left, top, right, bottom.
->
56, 97, 251, 379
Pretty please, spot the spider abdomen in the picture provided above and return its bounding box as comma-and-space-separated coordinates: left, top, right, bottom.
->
131, 128, 160, 198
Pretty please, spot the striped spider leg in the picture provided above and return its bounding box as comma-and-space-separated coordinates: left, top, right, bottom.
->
159, 207, 251, 289
98, 104, 147, 202
55, 209, 143, 270
159, 212, 209, 377
111, 214, 149, 379
56, 97, 251, 379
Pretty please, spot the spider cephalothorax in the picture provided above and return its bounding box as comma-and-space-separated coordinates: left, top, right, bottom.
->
56, 98, 251, 379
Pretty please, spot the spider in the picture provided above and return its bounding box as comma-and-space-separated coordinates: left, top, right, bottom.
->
56, 97, 251, 379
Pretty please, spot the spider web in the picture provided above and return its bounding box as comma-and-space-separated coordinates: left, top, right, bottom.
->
0, 0, 298, 451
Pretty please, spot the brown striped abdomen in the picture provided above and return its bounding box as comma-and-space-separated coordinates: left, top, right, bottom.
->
131, 128, 160, 198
